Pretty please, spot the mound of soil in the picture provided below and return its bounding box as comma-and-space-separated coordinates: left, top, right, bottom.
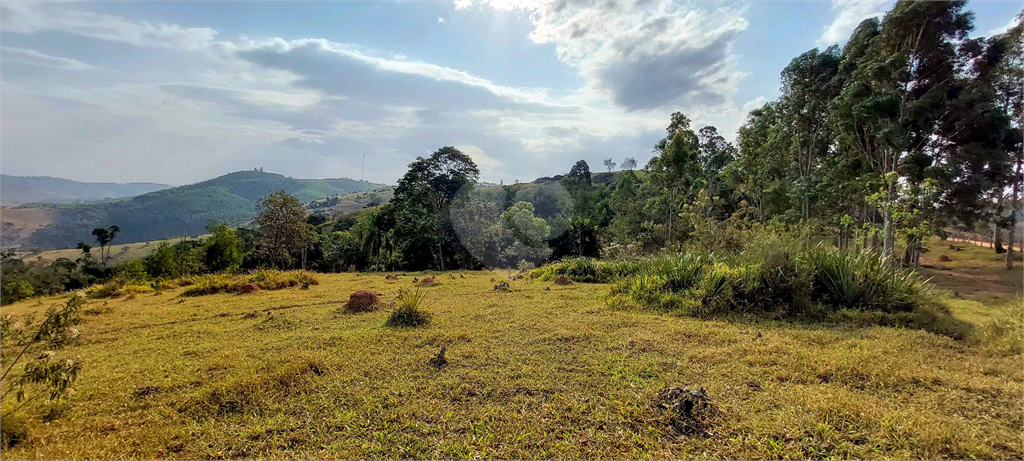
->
345, 290, 380, 313
938, 254, 952, 262
239, 283, 261, 294
553, 275, 573, 286
385, 274, 399, 280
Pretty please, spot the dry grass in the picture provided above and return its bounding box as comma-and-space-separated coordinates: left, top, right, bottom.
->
0, 248, 1020, 459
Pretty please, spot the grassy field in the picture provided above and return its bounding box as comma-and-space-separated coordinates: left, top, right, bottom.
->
1, 241, 1021, 459
13, 236, 207, 267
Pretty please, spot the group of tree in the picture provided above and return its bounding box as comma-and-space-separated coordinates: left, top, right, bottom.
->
2, 1, 1020, 305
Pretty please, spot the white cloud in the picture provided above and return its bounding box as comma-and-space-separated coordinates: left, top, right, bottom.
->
1, 1, 741, 184
464, 0, 749, 112
986, 16, 1021, 37
816, 0, 890, 47
742, 96, 767, 114
1, 2, 219, 51
438, 16, 446, 24
1, 47, 96, 70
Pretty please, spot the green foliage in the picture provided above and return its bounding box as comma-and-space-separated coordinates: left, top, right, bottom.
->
1, 296, 83, 446
203, 223, 243, 273
385, 289, 431, 328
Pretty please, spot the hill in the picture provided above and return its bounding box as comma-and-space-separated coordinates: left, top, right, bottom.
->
0, 175, 171, 206
1, 240, 1020, 459
18, 171, 382, 250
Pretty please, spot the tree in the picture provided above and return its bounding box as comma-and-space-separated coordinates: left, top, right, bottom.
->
830, 2, 973, 258
603, 158, 617, 172
621, 157, 637, 171
498, 201, 551, 266
646, 113, 701, 245
203, 223, 243, 273
392, 146, 480, 271
91, 226, 119, 267
1, 296, 82, 439
697, 126, 738, 214
254, 191, 310, 268
779, 46, 841, 220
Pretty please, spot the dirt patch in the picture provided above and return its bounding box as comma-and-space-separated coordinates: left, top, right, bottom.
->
654, 387, 718, 437
344, 290, 380, 313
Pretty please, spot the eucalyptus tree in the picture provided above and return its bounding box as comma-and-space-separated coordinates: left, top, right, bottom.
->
829, 1, 973, 258
779, 46, 842, 221
645, 113, 701, 245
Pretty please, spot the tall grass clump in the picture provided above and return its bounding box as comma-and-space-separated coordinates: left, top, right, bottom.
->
84, 279, 153, 299
601, 244, 947, 333
385, 289, 431, 328
181, 274, 240, 297
801, 246, 931, 313
246, 269, 319, 290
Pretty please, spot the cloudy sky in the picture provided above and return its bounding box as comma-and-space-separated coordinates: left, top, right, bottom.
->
1, 1, 1019, 186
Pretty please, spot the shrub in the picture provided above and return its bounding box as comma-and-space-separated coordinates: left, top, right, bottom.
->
385, 289, 431, 328
181, 274, 240, 297
801, 246, 931, 313
247, 269, 319, 290
85, 279, 152, 299
602, 245, 941, 331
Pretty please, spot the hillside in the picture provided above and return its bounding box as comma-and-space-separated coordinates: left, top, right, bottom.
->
19, 171, 382, 250
1, 241, 1020, 459
0, 175, 171, 206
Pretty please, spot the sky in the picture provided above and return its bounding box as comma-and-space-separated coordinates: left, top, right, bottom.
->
1, 1, 1020, 186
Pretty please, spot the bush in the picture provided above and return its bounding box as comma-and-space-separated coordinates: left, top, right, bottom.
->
247, 269, 319, 290
85, 279, 152, 299
181, 274, 240, 297
596, 245, 941, 330
801, 246, 931, 313
385, 289, 431, 328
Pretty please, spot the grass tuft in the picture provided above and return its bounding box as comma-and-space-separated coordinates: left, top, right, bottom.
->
385, 289, 431, 328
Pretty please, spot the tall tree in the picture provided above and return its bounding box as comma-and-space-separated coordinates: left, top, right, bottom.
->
780, 46, 842, 220
255, 191, 310, 268
621, 157, 637, 171
392, 146, 480, 271
91, 225, 119, 267
830, 2, 973, 258
603, 158, 617, 172
646, 113, 700, 245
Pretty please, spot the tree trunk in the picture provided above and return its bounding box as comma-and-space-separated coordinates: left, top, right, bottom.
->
1008, 157, 1020, 269
882, 205, 894, 259
995, 226, 1006, 254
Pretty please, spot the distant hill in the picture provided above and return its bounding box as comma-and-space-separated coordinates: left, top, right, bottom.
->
17, 171, 383, 250
0, 175, 171, 206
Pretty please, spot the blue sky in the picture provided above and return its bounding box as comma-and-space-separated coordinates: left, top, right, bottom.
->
1, 1, 1019, 186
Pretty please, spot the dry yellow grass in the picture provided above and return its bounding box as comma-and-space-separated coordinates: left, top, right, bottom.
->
0, 251, 1021, 459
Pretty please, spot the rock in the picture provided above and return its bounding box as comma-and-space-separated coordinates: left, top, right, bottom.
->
345, 290, 380, 313
493, 281, 511, 292
553, 275, 573, 286
239, 283, 261, 294
938, 254, 952, 262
